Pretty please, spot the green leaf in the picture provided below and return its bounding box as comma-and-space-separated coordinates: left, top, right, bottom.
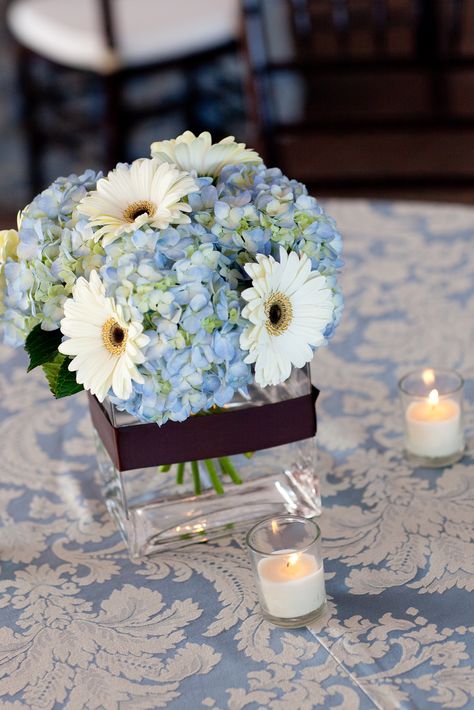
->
42, 353, 83, 399
42, 353, 65, 395
25, 324, 63, 372
55, 357, 84, 398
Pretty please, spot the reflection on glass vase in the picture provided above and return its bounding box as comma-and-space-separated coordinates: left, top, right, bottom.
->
90, 365, 321, 558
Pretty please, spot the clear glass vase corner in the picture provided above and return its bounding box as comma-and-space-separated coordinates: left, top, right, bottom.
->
92, 365, 321, 558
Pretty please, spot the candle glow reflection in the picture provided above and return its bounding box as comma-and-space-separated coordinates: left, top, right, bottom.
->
422, 368, 436, 386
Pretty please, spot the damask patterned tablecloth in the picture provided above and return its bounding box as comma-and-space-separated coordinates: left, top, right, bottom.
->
1, 199, 474, 709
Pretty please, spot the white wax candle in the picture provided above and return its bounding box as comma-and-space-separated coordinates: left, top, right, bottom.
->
405, 389, 463, 458
257, 550, 326, 619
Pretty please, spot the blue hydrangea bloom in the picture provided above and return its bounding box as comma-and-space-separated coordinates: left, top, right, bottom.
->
2, 170, 102, 342
106, 243, 252, 423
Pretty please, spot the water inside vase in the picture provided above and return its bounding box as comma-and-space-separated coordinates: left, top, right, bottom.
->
94, 434, 321, 558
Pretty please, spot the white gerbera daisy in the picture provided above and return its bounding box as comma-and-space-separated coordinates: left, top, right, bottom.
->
0, 229, 19, 265
58, 271, 149, 402
0, 229, 19, 314
240, 248, 335, 387
150, 131, 261, 178
77, 158, 198, 247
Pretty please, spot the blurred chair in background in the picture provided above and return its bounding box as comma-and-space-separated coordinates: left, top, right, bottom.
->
7, 0, 240, 196
241, 0, 474, 200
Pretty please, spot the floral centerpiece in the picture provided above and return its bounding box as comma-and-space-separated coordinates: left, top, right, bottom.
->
0, 132, 342, 553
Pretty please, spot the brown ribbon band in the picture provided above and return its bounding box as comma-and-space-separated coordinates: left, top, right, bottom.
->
88, 387, 319, 472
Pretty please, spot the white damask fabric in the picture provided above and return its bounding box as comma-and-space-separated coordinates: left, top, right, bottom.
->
0, 200, 473, 709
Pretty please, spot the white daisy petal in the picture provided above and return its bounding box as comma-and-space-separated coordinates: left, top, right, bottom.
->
59, 338, 101, 356
59, 271, 150, 403
150, 131, 262, 178
77, 158, 198, 246
240, 251, 337, 387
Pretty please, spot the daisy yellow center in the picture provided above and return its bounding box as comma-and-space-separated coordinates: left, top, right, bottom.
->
102, 318, 128, 355
265, 292, 293, 336
123, 200, 156, 223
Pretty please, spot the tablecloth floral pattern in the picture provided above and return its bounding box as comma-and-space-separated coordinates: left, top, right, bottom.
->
1, 200, 474, 709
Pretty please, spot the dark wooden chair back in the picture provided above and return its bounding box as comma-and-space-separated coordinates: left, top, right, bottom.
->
241, 0, 474, 197
9, 0, 239, 196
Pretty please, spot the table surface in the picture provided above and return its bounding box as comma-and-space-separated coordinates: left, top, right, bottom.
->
1, 199, 474, 710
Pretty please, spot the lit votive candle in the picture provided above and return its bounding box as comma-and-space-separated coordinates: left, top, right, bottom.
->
246, 515, 326, 627
399, 368, 465, 467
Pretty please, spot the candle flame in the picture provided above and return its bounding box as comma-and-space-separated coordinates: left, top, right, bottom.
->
271, 519, 279, 535
286, 552, 300, 568
422, 368, 436, 386
428, 389, 439, 407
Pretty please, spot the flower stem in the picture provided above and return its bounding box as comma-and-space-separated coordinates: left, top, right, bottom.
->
176, 462, 185, 485
218, 456, 242, 485
191, 460, 201, 495
160, 463, 172, 473
204, 458, 224, 495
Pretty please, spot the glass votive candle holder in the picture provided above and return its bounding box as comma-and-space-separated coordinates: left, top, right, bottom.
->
246, 515, 326, 628
398, 368, 465, 468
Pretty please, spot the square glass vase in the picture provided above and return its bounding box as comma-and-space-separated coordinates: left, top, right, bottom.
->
91, 366, 321, 558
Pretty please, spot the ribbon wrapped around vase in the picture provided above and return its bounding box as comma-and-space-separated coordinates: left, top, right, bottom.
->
88, 386, 319, 472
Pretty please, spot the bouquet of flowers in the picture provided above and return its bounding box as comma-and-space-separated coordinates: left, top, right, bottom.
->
0, 132, 343, 432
